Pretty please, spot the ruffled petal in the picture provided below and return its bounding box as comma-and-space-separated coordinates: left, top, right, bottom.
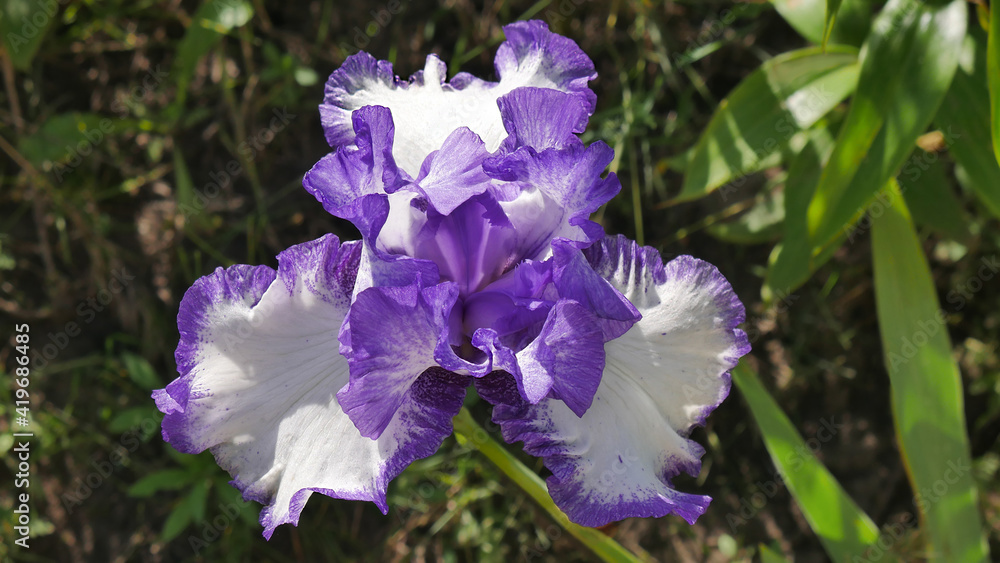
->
492, 20, 597, 114
338, 281, 476, 439
318, 53, 396, 149
319, 21, 596, 173
551, 238, 640, 341
508, 299, 605, 414
495, 87, 590, 154
412, 127, 493, 216
154, 235, 466, 538
488, 141, 620, 260
303, 105, 406, 234
482, 235, 749, 527
584, 236, 750, 429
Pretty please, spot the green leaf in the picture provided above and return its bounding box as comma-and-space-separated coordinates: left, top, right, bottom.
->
768, 0, 870, 46
172, 146, 209, 229
160, 480, 209, 542
167, 0, 254, 119
936, 33, 1000, 219
108, 406, 159, 433
763, 129, 834, 300
732, 362, 879, 561
871, 181, 989, 562
988, 0, 1000, 166
17, 113, 113, 167
676, 47, 859, 202
823, 0, 844, 49
121, 352, 162, 390
806, 0, 967, 251
128, 469, 192, 498
898, 150, 970, 242
0, 0, 57, 70
707, 190, 785, 244
188, 478, 209, 523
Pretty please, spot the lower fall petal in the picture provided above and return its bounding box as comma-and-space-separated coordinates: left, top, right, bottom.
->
154, 235, 466, 539
483, 235, 750, 527
338, 281, 475, 439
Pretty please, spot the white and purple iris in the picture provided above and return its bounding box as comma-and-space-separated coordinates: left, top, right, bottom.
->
153, 21, 749, 538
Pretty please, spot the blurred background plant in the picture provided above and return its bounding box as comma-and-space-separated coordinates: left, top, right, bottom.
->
0, 0, 998, 561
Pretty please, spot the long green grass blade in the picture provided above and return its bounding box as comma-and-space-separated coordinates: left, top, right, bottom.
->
870, 181, 989, 562
763, 129, 835, 299
935, 34, 1000, 219
732, 363, 879, 561
676, 47, 858, 202
988, 0, 1000, 166
806, 0, 967, 251
823, 0, 844, 49
166, 0, 254, 122
452, 409, 644, 563
898, 152, 970, 242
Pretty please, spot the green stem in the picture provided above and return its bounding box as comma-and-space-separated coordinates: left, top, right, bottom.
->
452, 408, 646, 563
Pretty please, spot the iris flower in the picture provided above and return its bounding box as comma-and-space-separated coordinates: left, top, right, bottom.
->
154, 21, 749, 538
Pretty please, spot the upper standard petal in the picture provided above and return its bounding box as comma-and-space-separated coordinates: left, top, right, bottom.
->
319, 20, 597, 174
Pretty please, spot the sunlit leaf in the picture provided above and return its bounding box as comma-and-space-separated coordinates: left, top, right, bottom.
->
707, 190, 785, 244
676, 47, 859, 202
764, 129, 835, 300
988, 0, 1000, 166
805, 0, 967, 251
733, 362, 879, 561
768, 0, 870, 46
935, 35, 1000, 219
871, 180, 989, 563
